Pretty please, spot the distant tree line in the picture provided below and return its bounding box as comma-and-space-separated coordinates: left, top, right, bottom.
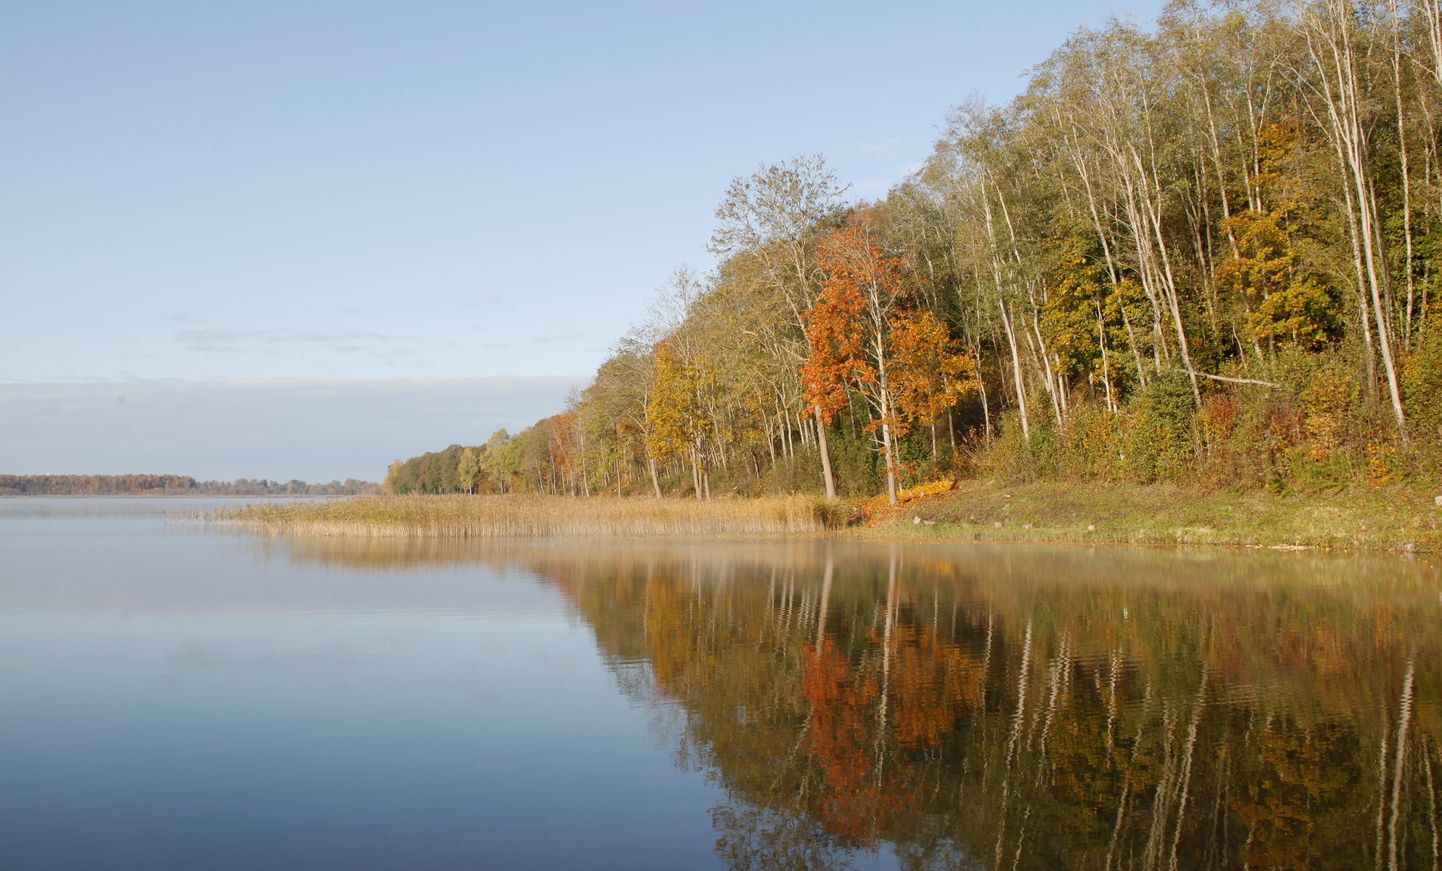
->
382, 444, 490, 494
0, 474, 379, 496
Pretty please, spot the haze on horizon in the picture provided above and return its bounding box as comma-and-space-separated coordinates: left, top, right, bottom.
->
2, 0, 1163, 481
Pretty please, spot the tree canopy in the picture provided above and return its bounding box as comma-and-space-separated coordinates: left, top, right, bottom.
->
479, 0, 1442, 500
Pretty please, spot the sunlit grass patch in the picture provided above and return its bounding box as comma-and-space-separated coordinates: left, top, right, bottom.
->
863, 478, 1442, 553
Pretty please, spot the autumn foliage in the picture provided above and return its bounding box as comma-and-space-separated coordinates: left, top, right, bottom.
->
393, 0, 1442, 503
889, 308, 979, 432
802, 223, 978, 502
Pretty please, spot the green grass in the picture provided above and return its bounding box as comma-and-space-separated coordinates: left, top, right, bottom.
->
861, 478, 1442, 552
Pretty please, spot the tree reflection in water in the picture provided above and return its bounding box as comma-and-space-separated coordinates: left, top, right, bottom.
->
273, 537, 1442, 870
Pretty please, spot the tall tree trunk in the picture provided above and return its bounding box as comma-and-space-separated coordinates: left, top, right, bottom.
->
814, 405, 837, 499
1029, 310, 1066, 426
1307, 1, 1409, 439
977, 362, 993, 443
1135, 146, 1201, 405
1393, 0, 1418, 346
999, 298, 1031, 440
578, 428, 590, 498
881, 416, 898, 507
1098, 301, 1116, 414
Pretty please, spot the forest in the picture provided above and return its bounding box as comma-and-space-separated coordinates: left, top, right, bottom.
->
0, 475, 378, 497
409, 0, 1442, 506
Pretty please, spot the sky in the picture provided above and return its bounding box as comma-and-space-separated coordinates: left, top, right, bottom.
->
2, 0, 1164, 481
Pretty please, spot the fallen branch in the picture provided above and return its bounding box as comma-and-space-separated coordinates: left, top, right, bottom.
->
1197, 372, 1280, 388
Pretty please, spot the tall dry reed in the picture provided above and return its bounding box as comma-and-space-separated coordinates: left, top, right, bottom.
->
213, 494, 841, 537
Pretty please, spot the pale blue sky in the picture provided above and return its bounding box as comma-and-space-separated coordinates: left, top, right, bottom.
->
2, 0, 1163, 479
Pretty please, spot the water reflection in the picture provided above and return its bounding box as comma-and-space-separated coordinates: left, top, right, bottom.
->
267, 536, 1442, 870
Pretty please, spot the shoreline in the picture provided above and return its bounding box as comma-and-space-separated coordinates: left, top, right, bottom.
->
858, 479, 1442, 554
206, 482, 1442, 555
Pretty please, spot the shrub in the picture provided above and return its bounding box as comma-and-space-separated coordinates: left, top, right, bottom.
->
1196, 392, 1242, 488
1291, 356, 1359, 489
1064, 402, 1124, 481
827, 428, 882, 497
1402, 321, 1442, 445
1124, 372, 1198, 483
978, 410, 1028, 479
977, 410, 1064, 481
753, 447, 826, 495
1021, 420, 1064, 479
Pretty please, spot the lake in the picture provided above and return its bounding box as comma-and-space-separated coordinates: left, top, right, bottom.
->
2, 498, 1439, 869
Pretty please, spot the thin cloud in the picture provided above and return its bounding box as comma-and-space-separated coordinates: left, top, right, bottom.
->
176, 327, 396, 352
530, 333, 582, 345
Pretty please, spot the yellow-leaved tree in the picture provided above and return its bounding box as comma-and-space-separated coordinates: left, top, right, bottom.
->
645, 343, 711, 498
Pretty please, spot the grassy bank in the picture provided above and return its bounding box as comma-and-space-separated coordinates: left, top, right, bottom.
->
213, 493, 842, 537
213, 483, 1442, 552
861, 479, 1442, 552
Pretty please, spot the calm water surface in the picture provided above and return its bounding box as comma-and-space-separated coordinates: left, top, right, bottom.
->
2, 498, 1440, 869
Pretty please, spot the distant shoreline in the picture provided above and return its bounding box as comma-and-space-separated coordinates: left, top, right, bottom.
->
0, 474, 379, 498
0, 493, 343, 499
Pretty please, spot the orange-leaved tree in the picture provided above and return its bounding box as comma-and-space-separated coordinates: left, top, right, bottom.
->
802, 223, 919, 505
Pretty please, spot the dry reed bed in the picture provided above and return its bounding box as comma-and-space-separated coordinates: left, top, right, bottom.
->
213, 494, 841, 537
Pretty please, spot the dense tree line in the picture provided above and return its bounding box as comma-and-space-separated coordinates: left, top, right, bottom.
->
476, 0, 1442, 504
381, 443, 494, 494
0, 475, 378, 496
